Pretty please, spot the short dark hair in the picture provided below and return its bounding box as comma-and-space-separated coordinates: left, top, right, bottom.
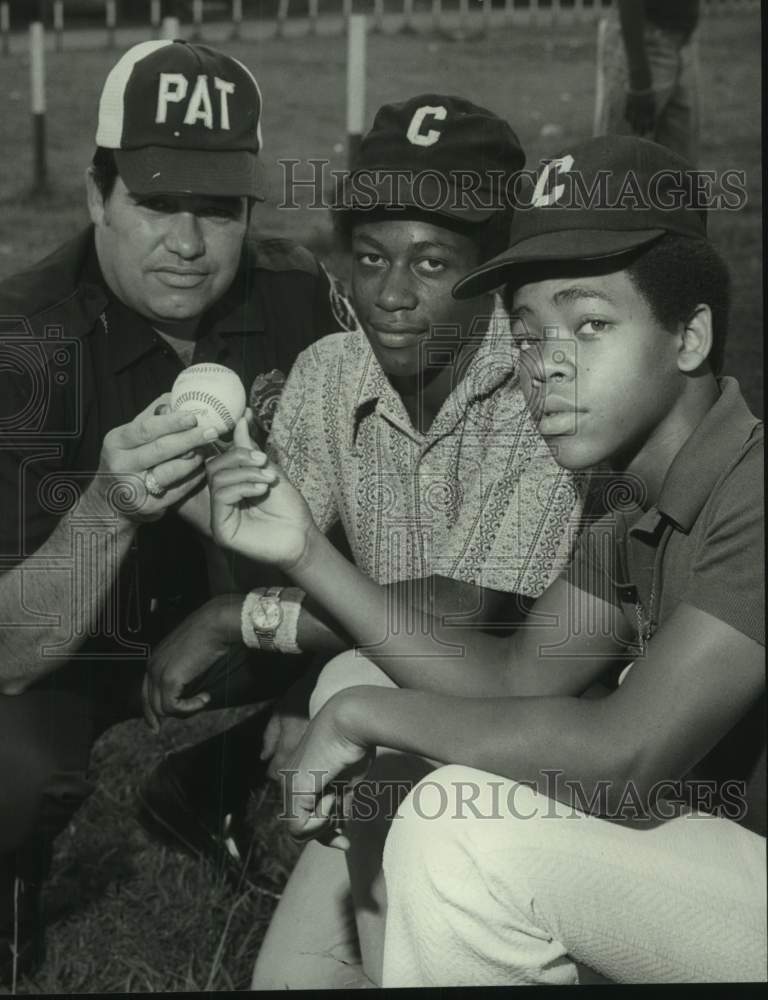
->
91, 146, 120, 200
502, 233, 731, 375
625, 233, 730, 376
333, 206, 513, 268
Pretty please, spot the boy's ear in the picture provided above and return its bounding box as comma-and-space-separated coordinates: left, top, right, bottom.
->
677, 304, 713, 373
85, 167, 105, 226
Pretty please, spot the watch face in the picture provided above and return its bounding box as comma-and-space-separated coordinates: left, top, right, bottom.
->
251, 596, 283, 632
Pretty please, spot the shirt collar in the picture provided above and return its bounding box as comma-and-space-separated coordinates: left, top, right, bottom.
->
80, 230, 267, 374
351, 295, 518, 441
637, 378, 760, 534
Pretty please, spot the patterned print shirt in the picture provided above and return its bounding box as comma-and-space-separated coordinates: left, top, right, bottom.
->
269, 303, 585, 596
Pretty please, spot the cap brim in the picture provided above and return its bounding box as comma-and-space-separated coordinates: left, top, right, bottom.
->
453, 227, 666, 299
115, 147, 266, 199
336, 173, 498, 222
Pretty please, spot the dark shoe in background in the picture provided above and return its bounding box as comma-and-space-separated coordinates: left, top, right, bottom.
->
136, 753, 254, 885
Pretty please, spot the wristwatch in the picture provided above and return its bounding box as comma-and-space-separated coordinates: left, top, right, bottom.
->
247, 587, 283, 652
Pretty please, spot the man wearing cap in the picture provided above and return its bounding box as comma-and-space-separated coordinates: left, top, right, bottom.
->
207, 134, 765, 984
151, 94, 583, 989
0, 38, 349, 981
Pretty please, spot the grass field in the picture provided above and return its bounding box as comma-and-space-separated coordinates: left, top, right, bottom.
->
0, 10, 763, 994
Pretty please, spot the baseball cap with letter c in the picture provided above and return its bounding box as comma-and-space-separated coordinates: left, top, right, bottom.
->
453, 135, 708, 298
338, 93, 525, 222
95, 39, 264, 198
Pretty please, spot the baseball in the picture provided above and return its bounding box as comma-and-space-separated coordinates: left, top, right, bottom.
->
170, 363, 247, 435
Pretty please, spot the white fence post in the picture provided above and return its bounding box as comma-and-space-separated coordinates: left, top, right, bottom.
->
161, 15, 180, 39
276, 0, 290, 37
30, 21, 47, 192
403, 0, 416, 33
0, 2, 9, 57
373, 0, 385, 32
231, 0, 243, 39
431, 0, 442, 33
105, 0, 117, 48
53, 0, 64, 52
482, 0, 492, 34
150, 0, 162, 38
309, 0, 319, 35
191, 0, 203, 39
458, 0, 469, 33
347, 13, 366, 167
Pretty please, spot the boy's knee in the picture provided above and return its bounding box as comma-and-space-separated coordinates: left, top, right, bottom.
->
384, 766, 478, 874
384, 766, 552, 883
309, 651, 397, 719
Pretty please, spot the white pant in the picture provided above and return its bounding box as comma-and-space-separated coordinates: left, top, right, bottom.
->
255, 652, 767, 987
382, 765, 767, 986
252, 652, 399, 989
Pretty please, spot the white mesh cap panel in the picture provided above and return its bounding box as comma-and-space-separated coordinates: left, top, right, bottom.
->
95, 39, 173, 148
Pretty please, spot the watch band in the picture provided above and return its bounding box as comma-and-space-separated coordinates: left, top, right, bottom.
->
241, 587, 281, 652
258, 586, 283, 652
241, 587, 266, 650
274, 587, 305, 654
240, 586, 305, 654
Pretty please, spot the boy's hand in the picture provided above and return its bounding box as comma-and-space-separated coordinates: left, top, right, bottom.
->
281, 690, 375, 849
207, 414, 316, 570
142, 595, 242, 731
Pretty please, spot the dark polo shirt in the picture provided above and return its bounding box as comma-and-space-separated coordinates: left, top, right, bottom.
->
568, 378, 764, 835
0, 226, 345, 658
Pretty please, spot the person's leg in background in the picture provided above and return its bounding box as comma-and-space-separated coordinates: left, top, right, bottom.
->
251, 650, 422, 989
136, 647, 318, 868
251, 839, 365, 990
0, 658, 146, 983
594, 17, 698, 165
654, 31, 700, 165
593, 15, 631, 139
382, 765, 768, 986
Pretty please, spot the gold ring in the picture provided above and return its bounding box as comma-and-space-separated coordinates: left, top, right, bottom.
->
143, 468, 166, 499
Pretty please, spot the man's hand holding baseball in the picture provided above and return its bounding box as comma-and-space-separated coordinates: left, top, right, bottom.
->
95, 393, 219, 523
207, 413, 315, 569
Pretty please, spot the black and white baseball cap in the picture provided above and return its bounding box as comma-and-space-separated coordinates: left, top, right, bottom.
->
95, 39, 265, 198
453, 135, 708, 298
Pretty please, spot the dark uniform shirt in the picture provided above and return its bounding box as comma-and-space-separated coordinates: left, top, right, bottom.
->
0, 226, 348, 659
567, 379, 765, 836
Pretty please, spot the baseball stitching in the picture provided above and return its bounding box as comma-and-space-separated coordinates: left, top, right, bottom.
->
173, 390, 234, 427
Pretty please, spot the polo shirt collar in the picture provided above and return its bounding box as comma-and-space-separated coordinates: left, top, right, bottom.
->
651, 377, 759, 533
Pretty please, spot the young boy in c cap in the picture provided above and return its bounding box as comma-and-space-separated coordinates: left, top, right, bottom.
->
170, 94, 584, 988
0, 39, 349, 982
207, 134, 765, 984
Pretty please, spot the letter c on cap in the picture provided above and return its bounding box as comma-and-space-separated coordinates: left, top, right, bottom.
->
406, 105, 448, 147
531, 154, 575, 207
